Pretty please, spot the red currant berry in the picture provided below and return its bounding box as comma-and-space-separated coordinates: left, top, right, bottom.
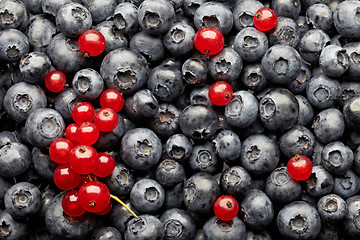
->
78, 181, 110, 213
253, 7, 277, 32
194, 27, 224, 55
93, 153, 116, 177
69, 145, 98, 175
94, 108, 119, 132
208, 81, 233, 106
287, 154, 313, 181
49, 138, 74, 164
77, 173, 97, 189
76, 122, 100, 145
53, 164, 81, 190
45, 70, 66, 93
100, 89, 124, 112
65, 123, 79, 145
78, 30, 106, 57
213, 195, 239, 221
95, 200, 112, 215
72, 102, 95, 124
62, 190, 86, 217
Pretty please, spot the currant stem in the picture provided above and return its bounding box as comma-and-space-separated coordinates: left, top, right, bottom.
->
110, 194, 138, 218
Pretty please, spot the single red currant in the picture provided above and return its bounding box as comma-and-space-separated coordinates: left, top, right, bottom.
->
78, 181, 110, 213
53, 164, 81, 190
62, 190, 86, 217
65, 123, 79, 145
208, 81, 233, 106
253, 7, 277, 32
100, 89, 124, 112
287, 154, 313, 181
92, 153, 116, 177
72, 102, 95, 124
194, 27, 224, 55
94, 108, 119, 132
45, 70, 66, 93
69, 145, 98, 175
95, 200, 112, 215
78, 30, 106, 57
76, 122, 100, 145
213, 195, 239, 221
49, 138, 74, 164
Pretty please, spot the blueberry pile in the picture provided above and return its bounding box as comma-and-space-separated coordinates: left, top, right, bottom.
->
1, 0, 360, 239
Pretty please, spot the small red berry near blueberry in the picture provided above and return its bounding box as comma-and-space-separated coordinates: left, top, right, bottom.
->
287, 154, 313, 181
76, 122, 100, 146
78, 29, 106, 57
100, 89, 124, 112
53, 164, 81, 190
65, 123, 79, 145
94, 108, 119, 132
253, 7, 277, 32
214, 195, 239, 221
208, 81, 233, 106
69, 145, 98, 175
92, 152, 116, 177
72, 102, 95, 124
62, 190, 86, 217
49, 138, 74, 164
194, 27, 224, 55
45, 70, 66, 93
78, 181, 110, 213
95, 200, 112, 215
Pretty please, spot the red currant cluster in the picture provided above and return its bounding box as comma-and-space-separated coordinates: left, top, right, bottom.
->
49, 89, 136, 218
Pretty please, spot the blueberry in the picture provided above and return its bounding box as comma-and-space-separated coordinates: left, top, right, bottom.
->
0, 0, 29, 31
42, 0, 72, 16
113, 2, 139, 35
306, 3, 334, 34
332, 170, 360, 199
181, 58, 208, 86
189, 85, 213, 106
343, 96, 360, 130
240, 134, 280, 177
354, 146, 360, 175
182, 0, 206, 17
125, 214, 164, 240
239, 63, 268, 92
319, 45, 349, 78
305, 166, 334, 198
163, 22, 195, 56
110, 200, 139, 234
334, 0, 360, 38
299, 29, 330, 64
156, 159, 185, 188
272, 0, 301, 20
105, 162, 134, 197
165, 134, 193, 164
232, 0, 264, 30
245, 230, 272, 240
321, 141, 354, 176
19, 51, 52, 84
94, 21, 128, 54
160, 208, 196, 240
21, 0, 42, 14
72, 68, 104, 101
339, 81, 360, 107
27, 15, 57, 53
268, 17, 300, 48
0, 211, 28, 240
0, 176, 11, 205
0, 142, 31, 177
38, 187, 58, 218
54, 88, 82, 121
31, 147, 57, 181
317, 194, 347, 222
92, 227, 122, 240
83, 0, 117, 25
296, 15, 310, 39
203, 216, 247, 240
130, 30, 165, 63
286, 63, 311, 94
212, 129, 241, 164
344, 42, 360, 81
277, 201, 321, 239
0, 28, 29, 62
133, 89, 159, 118
164, 183, 184, 210
220, 166, 252, 200
343, 195, 360, 238
188, 141, 220, 174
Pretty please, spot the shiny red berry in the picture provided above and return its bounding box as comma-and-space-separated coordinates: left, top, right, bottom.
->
53, 164, 81, 190
95, 200, 112, 215
78, 181, 110, 213
77, 173, 97, 189
100, 89, 124, 112
94, 108, 119, 132
194, 27, 224, 55
69, 145, 98, 175
62, 190, 86, 217
214, 195, 239, 221
92, 153, 116, 177
76, 122, 99, 145
45, 70, 66, 93
208, 81, 233, 106
72, 102, 95, 124
78, 30, 106, 57
287, 154, 313, 181
49, 138, 74, 164
65, 123, 79, 145
253, 7, 277, 32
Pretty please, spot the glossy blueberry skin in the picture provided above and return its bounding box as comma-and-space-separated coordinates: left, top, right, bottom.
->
164, 182, 184, 210
319, 45, 349, 78
100, 48, 149, 96
105, 162, 134, 197
240, 189, 274, 230
47, 33, 88, 75
56, 3, 92, 38
0, 176, 11, 205
179, 105, 219, 141
268, 17, 300, 48
321, 141, 354, 176
181, 58, 208, 86
225, 90, 258, 129
45, 192, 96, 239
42, 0, 72, 16
220, 166, 252, 200
133, 89, 159, 118
287, 63, 311, 94
0, 142, 31, 177
137, 0, 175, 35
189, 85, 213, 107
277, 201, 321, 240
272, 0, 301, 20
150, 103, 181, 138
344, 42, 360, 81
0, 0, 29, 31
343, 96, 360, 130
340, 82, 360, 108
240, 63, 268, 92
125, 214, 164, 240
343, 195, 360, 238
4, 81, 47, 123
334, 0, 360, 38
194, 1, 233, 34
261, 44, 301, 85
84, 0, 117, 25
299, 29, 330, 64
0, 211, 28, 240
305, 166, 334, 198
189, 141, 220, 174
0, 28, 29, 63
165, 134, 193, 163
94, 20, 128, 54
72, 68, 104, 101
163, 22, 195, 56
317, 194, 347, 222
333, 170, 360, 199
234, 27, 268, 63
160, 208, 196, 240
203, 216, 247, 240
130, 30, 165, 63
183, 172, 220, 214
26, 15, 57, 53
233, 0, 263, 30
110, 200, 139, 234
19, 51, 51, 84
31, 147, 57, 181
354, 146, 360, 175
182, 0, 206, 17
92, 227, 122, 240
113, 2, 139, 35
240, 134, 280, 177
306, 3, 334, 34
246, 230, 272, 240
156, 159, 185, 188
259, 88, 299, 132
297, 16, 310, 39
312, 108, 345, 145
265, 167, 302, 205
212, 129, 241, 164
120, 128, 162, 171
54, 88, 82, 121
